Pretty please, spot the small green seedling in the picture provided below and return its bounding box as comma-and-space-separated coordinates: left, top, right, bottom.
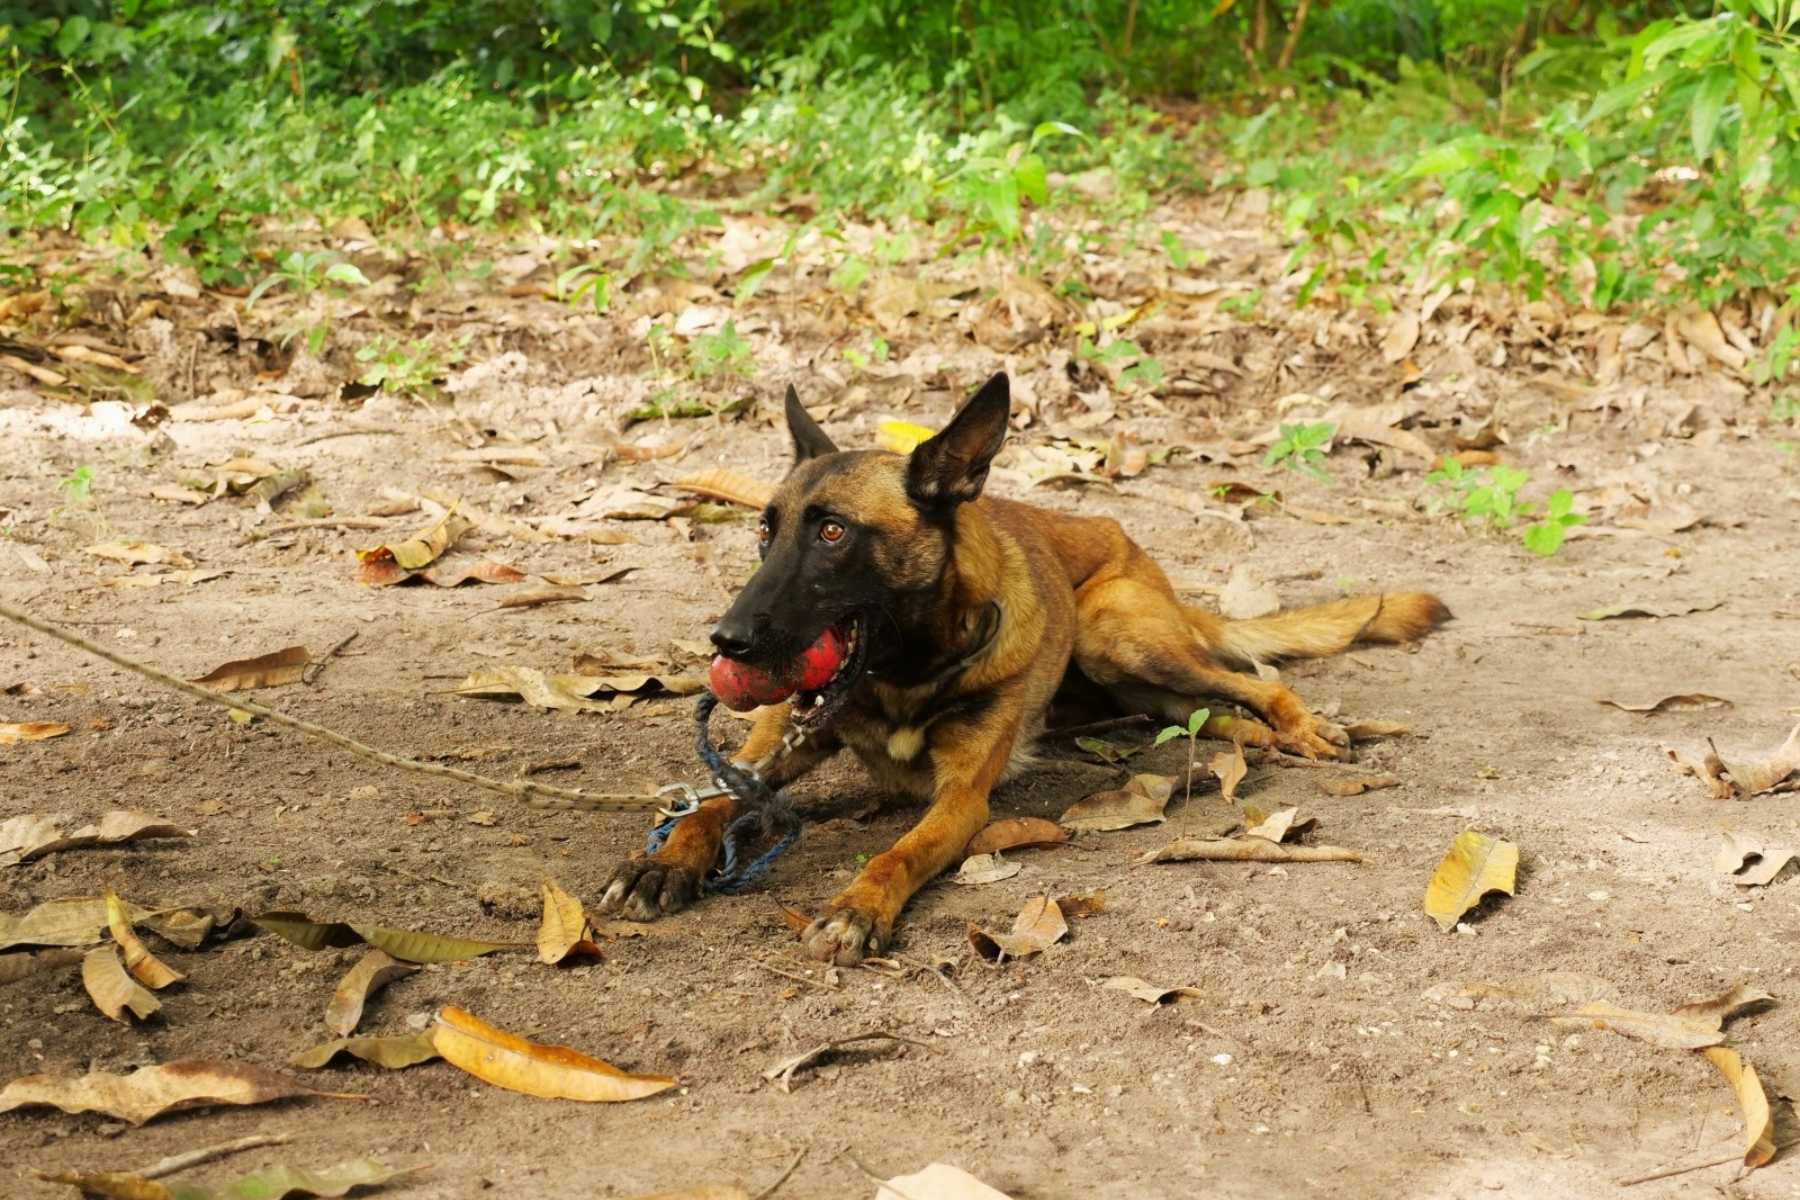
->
245, 250, 370, 310
1154, 706, 1212, 804
1263, 422, 1335, 481
59, 465, 94, 504
554, 264, 612, 315
843, 337, 890, 370
688, 320, 753, 379
1521, 489, 1585, 557
356, 335, 468, 398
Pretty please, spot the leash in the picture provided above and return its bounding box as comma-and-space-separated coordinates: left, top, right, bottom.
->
644, 692, 807, 894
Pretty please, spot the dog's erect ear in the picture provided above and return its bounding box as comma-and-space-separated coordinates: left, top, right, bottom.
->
785, 385, 839, 463
906, 373, 1010, 508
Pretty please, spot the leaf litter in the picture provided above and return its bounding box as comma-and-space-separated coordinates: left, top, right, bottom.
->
1701, 1047, 1777, 1170
82, 946, 160, 1023
0, 721, 71, 746
965, 817, 1065, 857
189, 646, 310, 691
290, 1033, 443, 1071
1668, 720, 1800, 799
1136, 837, 1363, 865
0, 1061, 365, 1125
324, 949, 418, 1036
430, 1006, 676, 1103
1423, 831, 1518, 931
968, 896, 1068, 964
1102, 976, 1204, 1005
1, 810, 192, 866
1058, 773, 1176, 832
762, 1031, 929, 1092
953, 853, 1022, 886
106, 891, 184, 989
537, 879, 602, 964
1550, 981, 1772, 1049
250, 912, 519, 962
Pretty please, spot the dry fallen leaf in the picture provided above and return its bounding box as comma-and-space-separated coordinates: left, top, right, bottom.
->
1102, 976, 1204, 1005
1135, 836, 1362, 865
621, 1187, 750, 1200
1553, 981, 1772, 1050
670, 469, 775, 510
1319, 774, 1402, 797
1665, 743, 1733, 800
1210, 743, 1248, 803
325, 949, 418, 1037
1732, 844, 1800, 888
1058, 773, 1176, 832
0, 722, 71, 747
968, 896, 1068, 964
953, 853, 1022, 886
82, 946, 160, 1023
0, 1061, 363, 1126
1, 810, 191, 867
431, 1006, 677, 1102
965, 817, 1066, 857
33, 1159, 423, 1200
1342, 719, 1411, 740
1056, 891, 1107, 919
1701, 1047, 1777, 1170
1242, 806, 1317, 843
1579, 600, 1722, 621
251, 912, 518, 963
1597, 693, 1731, 715
86, 540, 194, 569
290, 1033, 443, 1071
1715, 721, 1800, 797
104, 892, 182, 990
537, 879, 599, 965
1423, 831, 1518, 932
0, 897, 195, 952
189, 646, 309, 692
0, 947, 84, 985
762, 1032, 924, 1092
1714, 831, 1764, 875
354, 506, 470, 583
877, 1163, 1013, 1200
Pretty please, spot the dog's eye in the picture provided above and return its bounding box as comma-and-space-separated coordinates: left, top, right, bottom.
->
756, 519, 771, 545
819, 520, 846, 545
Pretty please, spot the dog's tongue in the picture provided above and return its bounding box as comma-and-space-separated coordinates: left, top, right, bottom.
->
708, 624, 848, 712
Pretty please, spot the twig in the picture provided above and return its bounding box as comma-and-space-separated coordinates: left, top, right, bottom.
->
764, 1032, 931, 1092
751, 1146, 808, 1200
303, 631, 359, 685
1275, 0, 1311, 71
1043, 714, 1153, 740
135, 1132, 293, 1179
0, 598, 669, 814
297, 426, 405, 446
753, 959, 829, 989
1617, 1139, 1798, 1187
248, 518, 390, 540
376, 861, 461, 891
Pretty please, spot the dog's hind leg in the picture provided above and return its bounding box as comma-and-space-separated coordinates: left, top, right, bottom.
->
1075, 578, 1348, 760
600, 704, 838, 921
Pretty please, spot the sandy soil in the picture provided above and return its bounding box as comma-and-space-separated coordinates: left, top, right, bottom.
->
2, 199, 1797, 1199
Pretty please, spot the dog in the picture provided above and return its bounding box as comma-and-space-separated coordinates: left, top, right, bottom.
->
600, 373, 1448, 963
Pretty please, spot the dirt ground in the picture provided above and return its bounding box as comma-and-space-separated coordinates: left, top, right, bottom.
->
2, 195, 1798, 1199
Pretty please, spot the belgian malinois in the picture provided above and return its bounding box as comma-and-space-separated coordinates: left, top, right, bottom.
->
601, 373, 1449, 963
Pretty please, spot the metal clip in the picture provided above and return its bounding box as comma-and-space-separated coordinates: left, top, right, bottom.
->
655, 779, 727, 820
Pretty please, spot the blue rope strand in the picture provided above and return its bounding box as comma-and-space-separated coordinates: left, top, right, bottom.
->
640, 694, 801, 894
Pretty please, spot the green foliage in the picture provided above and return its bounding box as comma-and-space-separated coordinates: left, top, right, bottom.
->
1263, 422, 1336, 481
58, 465, 94, 504
1425, 459, 1585, 557
1154, 706, 1211, 804
687, 321, 753, 380
355, 335, 468, 398
246, 251, 370, 310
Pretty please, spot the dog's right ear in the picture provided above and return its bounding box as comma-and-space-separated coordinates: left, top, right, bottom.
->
785, 385, 839, 463
906, 372, 1010, 508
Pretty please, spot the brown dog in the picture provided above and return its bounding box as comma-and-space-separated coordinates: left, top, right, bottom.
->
600, 373, 1448, 962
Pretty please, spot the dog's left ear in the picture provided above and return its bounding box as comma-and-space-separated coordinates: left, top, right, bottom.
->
785, 385, 839, 462
906, 373, 1010, 507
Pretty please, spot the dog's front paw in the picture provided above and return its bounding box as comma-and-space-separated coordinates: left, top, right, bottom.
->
1277, 714, 1350, 761
800, 905, 886, 966
598, 857, 702, 921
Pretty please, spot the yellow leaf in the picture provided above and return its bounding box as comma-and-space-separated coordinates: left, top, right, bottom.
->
1424, 831, 1518, 932
967, 896, 1068, 963
876, 420, 936, 455
1210, 743, 1247, 803
669, 469, 774, 510
1701, 1047, 1776, 1170
355, 505, 468, 574
537, 879, 592, 965
0, 722, 72, 746
104, 892, 183, 990
81, 946, 159, 1024
430, 1006, 676, 1102
324, 949, 418, 1037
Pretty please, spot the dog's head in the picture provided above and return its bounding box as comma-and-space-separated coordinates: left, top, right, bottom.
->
708, 372, 1011, 724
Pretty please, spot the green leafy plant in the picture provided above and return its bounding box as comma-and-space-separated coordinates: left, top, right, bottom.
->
1078, 335, 1163, 390
687, 321, 754, 380
1426, 459, 1584, 557
554, 264, 612, 315
58, 465, 95, 504
245, 251, 371, 311
1263, 422, 1335, 481
355, 335, 468, 398
1153, 706, 1212, 805
843, 337, 890, 370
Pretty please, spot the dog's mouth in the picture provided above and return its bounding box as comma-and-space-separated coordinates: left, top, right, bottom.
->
707, 612, 870, 727
791, 613, 868, 727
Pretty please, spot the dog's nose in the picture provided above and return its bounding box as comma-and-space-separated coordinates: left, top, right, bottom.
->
710, 618, 757, 659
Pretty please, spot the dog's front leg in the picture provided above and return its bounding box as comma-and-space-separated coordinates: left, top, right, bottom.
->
600, 704, 835, 921
802, 718, 1017, 965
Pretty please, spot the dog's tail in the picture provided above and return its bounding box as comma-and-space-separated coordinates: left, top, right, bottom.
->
1192, 592, 1450, 667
